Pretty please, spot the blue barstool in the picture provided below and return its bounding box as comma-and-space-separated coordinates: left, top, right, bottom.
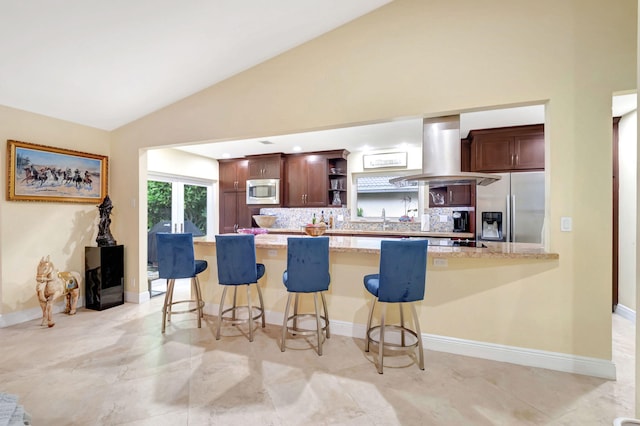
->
214, 234, 266, 342
156, 233, 208, 333
281, 236, 331, 355
363, 239, 428, 373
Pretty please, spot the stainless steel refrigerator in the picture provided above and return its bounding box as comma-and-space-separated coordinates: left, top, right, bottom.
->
476, 171, 545, 244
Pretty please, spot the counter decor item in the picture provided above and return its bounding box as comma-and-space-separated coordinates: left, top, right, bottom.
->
238, 228, 268, 235
253, 214, 277, 228
7, 139, 108, 203
304, 223, 327, 237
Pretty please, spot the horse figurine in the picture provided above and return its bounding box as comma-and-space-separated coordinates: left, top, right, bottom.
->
35, 256, 81, 328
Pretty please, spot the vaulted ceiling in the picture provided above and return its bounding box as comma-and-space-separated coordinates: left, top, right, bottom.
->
0, 1, 390, 130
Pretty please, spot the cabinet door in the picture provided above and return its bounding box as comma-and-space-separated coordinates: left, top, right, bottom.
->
220, 191, 251, 233
220, 191, 240, 233
471, 136, 513, 172
219, 160, 248, 191
285, 156, 308, 207
304, 155, 328, 206
236, 191, 251, 229
447, 185, 472, 206
248, 155, 281, 179
513, 133, 544, 170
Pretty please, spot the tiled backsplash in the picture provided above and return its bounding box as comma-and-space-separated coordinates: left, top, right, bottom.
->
259, 207, 350, 229
260, 206, 473, 233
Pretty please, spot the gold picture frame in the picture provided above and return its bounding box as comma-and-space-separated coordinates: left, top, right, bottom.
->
7, 139, 108, 203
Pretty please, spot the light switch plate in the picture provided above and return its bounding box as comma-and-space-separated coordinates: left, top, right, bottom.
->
560, 217, 572, 232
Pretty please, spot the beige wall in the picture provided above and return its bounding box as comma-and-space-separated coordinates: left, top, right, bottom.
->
0, 105, 110, 318
0, 0, 634, 382
618, 110, 637, 310
109, 0, 634, 361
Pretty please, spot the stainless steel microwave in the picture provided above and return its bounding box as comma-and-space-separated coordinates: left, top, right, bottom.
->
246, 179, 280, 205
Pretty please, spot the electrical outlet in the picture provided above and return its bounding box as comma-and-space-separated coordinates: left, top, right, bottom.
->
433, 258, 448, 267
439, 215, 448, 223
560, 217, 572, 232
268, 250, 278, 257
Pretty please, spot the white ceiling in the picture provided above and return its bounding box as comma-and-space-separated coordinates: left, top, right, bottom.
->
0, 0, 390, 130
0, 1, 635, 158
177, 95, 637, 160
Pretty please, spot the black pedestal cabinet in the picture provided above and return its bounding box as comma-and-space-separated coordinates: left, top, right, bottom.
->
85, 245, 124, 310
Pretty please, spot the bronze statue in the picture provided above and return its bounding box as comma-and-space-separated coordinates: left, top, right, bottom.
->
96, 195, 117, 247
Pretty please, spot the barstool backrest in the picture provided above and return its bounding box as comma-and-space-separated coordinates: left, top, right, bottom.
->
215, 234, 259, 284
156, 233, 196, 279
378, 239, 428, 303
285, 237, 330, 292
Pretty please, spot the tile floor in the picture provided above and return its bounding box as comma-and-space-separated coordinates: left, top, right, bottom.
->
0, 283, 636, 425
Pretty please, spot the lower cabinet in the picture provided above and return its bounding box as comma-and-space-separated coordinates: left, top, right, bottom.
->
220, 191, 251, 233
85, 245, 124, 311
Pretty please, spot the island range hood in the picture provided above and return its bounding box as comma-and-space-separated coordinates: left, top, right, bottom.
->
390, 115, 500, 187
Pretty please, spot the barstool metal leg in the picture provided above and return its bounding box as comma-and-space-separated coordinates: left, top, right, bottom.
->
247, 284, 254, 342
232, 287, 238, 321
191, 277, 202, 328
378, 303, 387, 374
313, 293, 322, 356
162, 278, 176, 333
216, 286, 229, 340
399, 303, 406, 347
410, 303, 425, 370
281, 293, 293, 352
292, 294, 300, 331
365, 298, 376, 352
256, 283, 266, 328
320, 292, 330, 339
194, 277, 204, 318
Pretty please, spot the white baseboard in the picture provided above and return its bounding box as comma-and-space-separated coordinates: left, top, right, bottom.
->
0, 297, 85, 328
125, 290, 149, 304
2, 300, 617, 379
615, 304, 636, 323
206, 303, 617, 380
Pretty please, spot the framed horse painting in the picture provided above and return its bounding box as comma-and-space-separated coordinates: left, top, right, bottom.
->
7, 140, 108, 203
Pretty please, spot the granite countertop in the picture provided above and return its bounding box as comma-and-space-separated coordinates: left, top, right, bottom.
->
263, 227, 475, 239
195, 234, 558, 260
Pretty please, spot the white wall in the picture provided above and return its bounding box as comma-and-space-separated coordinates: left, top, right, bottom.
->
618, 110, 637, 310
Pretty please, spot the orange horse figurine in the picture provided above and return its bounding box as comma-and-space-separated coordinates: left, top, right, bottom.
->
35, 256, 81, 327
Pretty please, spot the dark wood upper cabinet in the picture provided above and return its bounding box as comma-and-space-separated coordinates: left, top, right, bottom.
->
247, 153, 283, 179
284, 150, 349, 207
219, 159, 248, 191
285, 153, 328, 207
429, 184, 473, 207
469, 124, 544, 172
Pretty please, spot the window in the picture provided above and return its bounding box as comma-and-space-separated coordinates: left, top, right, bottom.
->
354, 172, 422, 219
147, 174, 214, 237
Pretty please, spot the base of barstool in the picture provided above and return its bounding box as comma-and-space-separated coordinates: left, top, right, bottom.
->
216, 284, 265, 341
365, 300, 424, 373
281, 292, 330, 355
162, 277, 204, 333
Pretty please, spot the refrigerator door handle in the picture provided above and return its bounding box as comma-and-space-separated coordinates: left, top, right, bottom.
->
505, 195, 511, 242
511, 195, 516, 243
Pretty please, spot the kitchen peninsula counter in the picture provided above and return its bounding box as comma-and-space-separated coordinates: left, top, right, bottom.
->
263, 227, 475, 239
195, 234, 558, 260
193, 232, 560, 367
